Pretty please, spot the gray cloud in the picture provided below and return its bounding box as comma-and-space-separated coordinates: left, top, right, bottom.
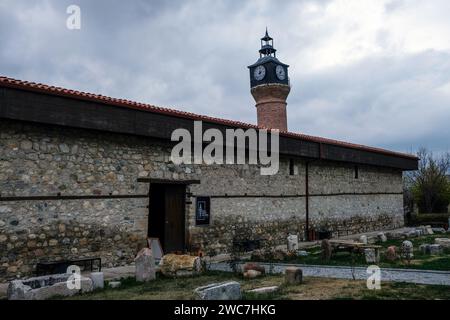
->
0, 0, 449, 155
290, 50, 450, 153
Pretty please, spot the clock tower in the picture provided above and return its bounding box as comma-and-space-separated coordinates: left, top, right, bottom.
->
248, 29, 290, 131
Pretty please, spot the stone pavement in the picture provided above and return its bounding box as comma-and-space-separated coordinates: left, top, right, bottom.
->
210, 262, 450, 286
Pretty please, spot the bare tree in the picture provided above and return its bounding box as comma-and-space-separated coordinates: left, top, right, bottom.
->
405, 148, 450, 213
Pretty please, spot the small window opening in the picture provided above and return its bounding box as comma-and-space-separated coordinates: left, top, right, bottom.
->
354, 165, 359, 179
289, 159, 295, 175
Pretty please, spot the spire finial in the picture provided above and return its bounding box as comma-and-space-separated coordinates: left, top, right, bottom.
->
265, 27, 269, 37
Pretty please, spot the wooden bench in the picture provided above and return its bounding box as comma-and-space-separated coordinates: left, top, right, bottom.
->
36, 257, 101, 276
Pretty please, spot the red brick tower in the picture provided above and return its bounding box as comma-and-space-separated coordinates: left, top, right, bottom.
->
248, 29, 290, 131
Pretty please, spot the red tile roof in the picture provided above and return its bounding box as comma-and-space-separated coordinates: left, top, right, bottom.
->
0, 76, 417, 160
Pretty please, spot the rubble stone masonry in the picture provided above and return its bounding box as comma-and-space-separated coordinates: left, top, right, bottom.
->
0, 119, 404, 281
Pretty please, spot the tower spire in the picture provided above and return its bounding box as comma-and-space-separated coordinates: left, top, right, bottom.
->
260, 28, 276, 58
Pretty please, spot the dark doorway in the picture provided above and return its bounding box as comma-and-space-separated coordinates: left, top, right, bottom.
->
148, 183, 186, 253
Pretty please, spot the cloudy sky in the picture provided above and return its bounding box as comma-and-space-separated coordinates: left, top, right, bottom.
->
1, 0, 449, 155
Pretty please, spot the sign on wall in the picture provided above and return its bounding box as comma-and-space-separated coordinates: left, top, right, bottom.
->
195, 197, 210, 226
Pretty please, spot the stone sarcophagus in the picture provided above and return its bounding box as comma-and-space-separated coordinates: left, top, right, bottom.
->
7, 273, 93, 300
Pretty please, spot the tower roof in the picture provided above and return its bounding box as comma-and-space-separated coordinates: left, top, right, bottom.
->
249, 30, 289, 68
247, 56, 289, 68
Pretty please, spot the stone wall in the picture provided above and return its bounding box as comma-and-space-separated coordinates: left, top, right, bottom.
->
0, 119, 404, 281
187, 161, 404, 254
0, 198, 147, 277
0, 120, 175, 281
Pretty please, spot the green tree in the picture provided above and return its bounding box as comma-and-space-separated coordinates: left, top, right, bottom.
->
405, 148, 450, 213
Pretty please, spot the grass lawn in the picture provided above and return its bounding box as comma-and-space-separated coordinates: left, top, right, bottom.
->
266, 234, 450, 271
61, 271, 450, 300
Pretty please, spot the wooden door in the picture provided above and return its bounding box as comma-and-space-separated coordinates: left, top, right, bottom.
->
164, 185, 186, 253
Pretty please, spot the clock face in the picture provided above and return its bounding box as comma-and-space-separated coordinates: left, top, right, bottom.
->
254, 65, 266, 81
276, 65, 286, 80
